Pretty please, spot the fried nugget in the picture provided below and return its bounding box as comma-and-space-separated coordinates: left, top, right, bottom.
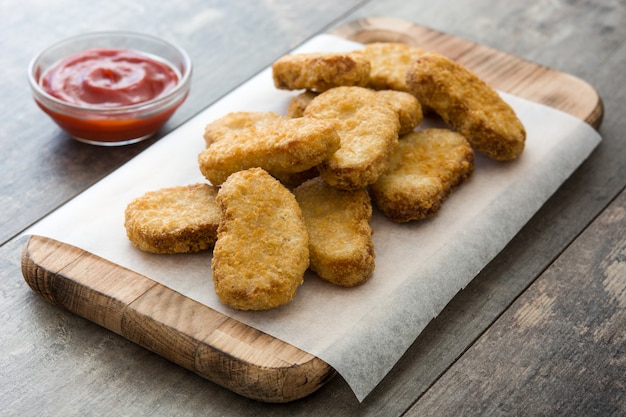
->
212, 168, 309, 310
406, 52, 526, 161
303, 86, 400, 190
356, 42, 425, 92
286, 90, 319, 118
197, 117, 340, 185
272, 52, 371, 92
288, 89, 422, 136
376, 90, 423, 135
124, 183, 220, 254
201, 111, 319, 186
203, 111, 281, 147
371, 129, 474, 222
294, 177, 374, 287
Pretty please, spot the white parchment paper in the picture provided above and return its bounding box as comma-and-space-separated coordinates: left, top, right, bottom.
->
25, 34, 602, 401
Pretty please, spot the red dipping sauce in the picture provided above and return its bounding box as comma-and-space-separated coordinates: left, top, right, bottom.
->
31, 43, 190, 145
41, 48, 179, 107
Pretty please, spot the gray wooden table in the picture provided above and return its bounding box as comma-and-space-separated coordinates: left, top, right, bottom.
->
2, 1, 624, 415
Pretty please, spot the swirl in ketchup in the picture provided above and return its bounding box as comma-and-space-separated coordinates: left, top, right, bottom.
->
41, 48, 179, 107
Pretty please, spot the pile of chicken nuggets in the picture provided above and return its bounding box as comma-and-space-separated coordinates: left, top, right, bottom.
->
124, 42, 526, 311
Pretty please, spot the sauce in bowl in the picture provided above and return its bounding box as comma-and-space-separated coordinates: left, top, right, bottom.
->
41, 48, 179, 108
29, 32, 192, 146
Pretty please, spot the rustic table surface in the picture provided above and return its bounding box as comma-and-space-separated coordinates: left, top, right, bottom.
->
2, 1, 625, 416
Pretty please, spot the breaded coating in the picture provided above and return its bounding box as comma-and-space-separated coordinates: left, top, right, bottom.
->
203, 111, 281, 147
371, 129, 474, 222
197, 117, 340, 185
272, 52, 371, 92
124, 183, 220, 254
288, 90, 423, 136
286, 90, 319, 118
201, 111, 320, 186
406, 52, 526, 161
294, 177, 375, 287
356, 42, 425, 92
212, 168, 309, 310
376, 90, 423, 135
304, 86, 400, 190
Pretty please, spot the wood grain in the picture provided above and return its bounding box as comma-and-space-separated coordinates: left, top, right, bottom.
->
21, 236, 335, 403
406, 185, 626, 416
20, 18, 604, 403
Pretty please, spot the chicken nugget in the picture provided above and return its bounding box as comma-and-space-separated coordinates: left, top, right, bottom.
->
202, 111, 319, 186
406, 52, 526, 161
212, 168, 309, 310
203, 111, 282, 147
371, 129, 474, 222
376, 90, 423, 135
272, 52, 371, 92
197, 117, 340, 185
304, 86, 400, 190
356, 42, 425, 92
286, 90, 319, 118
288, 90, 422, 136
124, 183, 220, 254
294, 177, 374, 287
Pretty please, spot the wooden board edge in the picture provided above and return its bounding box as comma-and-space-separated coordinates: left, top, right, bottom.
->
330, 16, 604, 129
21, 235, 336, 403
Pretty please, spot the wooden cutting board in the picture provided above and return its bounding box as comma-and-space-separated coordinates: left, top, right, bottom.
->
21, 17, 603, 403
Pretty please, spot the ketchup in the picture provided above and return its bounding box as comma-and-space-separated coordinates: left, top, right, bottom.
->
35, 48, 187, 144
41, 48, 179, 107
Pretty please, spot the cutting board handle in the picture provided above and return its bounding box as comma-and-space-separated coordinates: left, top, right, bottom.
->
21, 235, 335, 403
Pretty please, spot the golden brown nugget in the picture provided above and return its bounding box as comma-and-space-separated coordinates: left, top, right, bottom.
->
203, 111, 281, 147
197, 117, 340, 185
272, 52, 371, 92
288, 90, 422, 135
376, 90, 423, 135
202, 111, 319, 186
406, 52, 526, 161
286, 90, 319, 118
212, 168, 309, 310
304, 86, 400, 190
371, 129, 474, 222
294, 177, 375, 287
356, 42, 425, 91
124, 183, 220, 254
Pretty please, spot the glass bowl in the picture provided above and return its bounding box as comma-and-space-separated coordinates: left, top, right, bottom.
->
28, 31, 192, 146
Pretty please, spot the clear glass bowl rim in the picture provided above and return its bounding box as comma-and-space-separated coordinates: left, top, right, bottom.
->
28, 31, 192, 114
